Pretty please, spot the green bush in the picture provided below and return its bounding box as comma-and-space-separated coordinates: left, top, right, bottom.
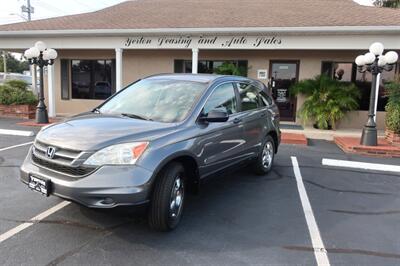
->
291, 74, 360, 130
0, 79, 37, 105
4, 79, 30, 90
385, 80, 400, 133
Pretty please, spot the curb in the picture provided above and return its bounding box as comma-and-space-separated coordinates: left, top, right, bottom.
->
334, 136, 400, 158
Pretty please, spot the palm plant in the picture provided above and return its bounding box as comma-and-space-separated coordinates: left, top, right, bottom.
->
291, 74, 360, 130
374, 0, 400, 8
385, 78, 400, 133
214, 62, 247, 77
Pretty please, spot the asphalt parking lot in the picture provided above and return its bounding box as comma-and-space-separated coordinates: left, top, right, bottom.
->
1, 119, 400, 266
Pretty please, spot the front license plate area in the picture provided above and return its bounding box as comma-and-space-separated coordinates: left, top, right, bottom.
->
28, 175, 51, 197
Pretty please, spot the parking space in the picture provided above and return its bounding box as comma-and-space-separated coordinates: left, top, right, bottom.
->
0, 134, 400, 265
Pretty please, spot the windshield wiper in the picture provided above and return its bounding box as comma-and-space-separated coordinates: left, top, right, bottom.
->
92, 107, 101, 114
121, 113, 152, 121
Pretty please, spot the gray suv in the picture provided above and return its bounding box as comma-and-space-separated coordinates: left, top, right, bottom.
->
20, 74, 280, 231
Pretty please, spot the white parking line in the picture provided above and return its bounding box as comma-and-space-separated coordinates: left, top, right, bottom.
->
0, 201, 70, 244
322, 158, 400, 173
0, 129, 34, 137
0, 142, 33, 152
291, 156, 330, 266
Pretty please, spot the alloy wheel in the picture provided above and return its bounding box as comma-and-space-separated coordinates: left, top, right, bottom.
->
169, 175, 184, 219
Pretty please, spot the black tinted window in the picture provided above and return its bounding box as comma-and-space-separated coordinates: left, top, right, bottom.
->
203, 83, 237, 115
71, 59, 115, 100
237, 83, 261, 111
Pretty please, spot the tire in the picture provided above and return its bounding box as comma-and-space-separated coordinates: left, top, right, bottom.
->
253, 135, 275, 175
148, 162, 186, 231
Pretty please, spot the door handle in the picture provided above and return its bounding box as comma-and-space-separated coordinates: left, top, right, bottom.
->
233, 118, 242, 124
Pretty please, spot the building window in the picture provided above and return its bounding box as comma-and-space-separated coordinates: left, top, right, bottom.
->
71, 59, 115, 100
321, 61, 399, 111
174, 60, 248, 77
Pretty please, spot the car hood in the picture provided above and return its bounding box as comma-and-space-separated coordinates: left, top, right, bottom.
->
36, 113, 178, 151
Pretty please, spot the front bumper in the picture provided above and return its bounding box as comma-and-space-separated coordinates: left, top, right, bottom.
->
20, 150, 154, 208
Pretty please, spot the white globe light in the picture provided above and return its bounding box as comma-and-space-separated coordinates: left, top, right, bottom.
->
355, 55, 366, 66
34, 41, 47, 52
369, 42, 384, 56
47, 48, 58, 60
24, 48, 33, 59
364, 52, 376, 64
385, 51, 398, 64
30, 47, 40, 58
42, 50, 51, 61
378, 55, 387, 67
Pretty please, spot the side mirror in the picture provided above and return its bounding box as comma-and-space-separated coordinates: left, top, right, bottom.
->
199, 109, 229, 123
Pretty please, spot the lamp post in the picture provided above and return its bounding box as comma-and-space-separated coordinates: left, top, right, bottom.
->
24, 41, 57, 124
355, 42, 398, 146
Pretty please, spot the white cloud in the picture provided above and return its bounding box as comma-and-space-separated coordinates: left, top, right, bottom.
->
353, 0, 374, 6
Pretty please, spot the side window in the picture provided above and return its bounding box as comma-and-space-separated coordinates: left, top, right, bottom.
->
237, 83, 262, 111
203, 83, 238, 115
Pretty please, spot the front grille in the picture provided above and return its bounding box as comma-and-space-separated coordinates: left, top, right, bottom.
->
32, 153, 96, 177
31, 140, 95, 178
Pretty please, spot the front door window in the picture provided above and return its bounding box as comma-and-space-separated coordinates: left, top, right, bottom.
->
270, 61, 299, 121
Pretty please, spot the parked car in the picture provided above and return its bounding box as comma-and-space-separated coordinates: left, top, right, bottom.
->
0, 73, 33, 86
94, 81, 112, 99
20, 74, 280, 231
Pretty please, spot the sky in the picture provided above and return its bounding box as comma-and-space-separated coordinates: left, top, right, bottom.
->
0, 0, 127, 25
0, 0, 374, 25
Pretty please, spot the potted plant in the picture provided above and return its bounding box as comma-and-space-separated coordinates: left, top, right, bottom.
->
0, 80, 38, 119
385, 79, 400, 146
214, 61, 248, 77
291, 74, 360, 130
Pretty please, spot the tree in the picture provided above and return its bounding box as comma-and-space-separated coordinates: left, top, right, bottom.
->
374, 0, 400, 8
0, 52, 30, 73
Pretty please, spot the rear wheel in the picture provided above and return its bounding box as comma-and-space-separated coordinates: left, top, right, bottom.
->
253, 135, 275, 175
148, 162, 185, 231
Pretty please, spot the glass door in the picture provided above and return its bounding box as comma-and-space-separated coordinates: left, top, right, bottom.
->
269, 61, 299, 121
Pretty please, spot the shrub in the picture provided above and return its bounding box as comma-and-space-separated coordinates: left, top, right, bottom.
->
385, 80, 400, 133
0, 79, 37, 105
4, 79, 29, 91
291, 74, 360, 130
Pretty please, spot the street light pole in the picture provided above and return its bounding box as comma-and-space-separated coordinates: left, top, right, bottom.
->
355, 42, 398, 146
24, 41, 58, 124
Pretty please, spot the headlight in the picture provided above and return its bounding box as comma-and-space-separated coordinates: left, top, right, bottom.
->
84, 142, 149, 166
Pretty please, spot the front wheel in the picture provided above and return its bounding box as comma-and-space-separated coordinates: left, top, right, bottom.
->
148, 162, 185, 231
253, 135, 275, 175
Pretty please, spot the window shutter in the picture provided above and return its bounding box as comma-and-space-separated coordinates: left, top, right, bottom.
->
321, 61, 333, 77
174, 60, 184, 73
60, 59, 70, 100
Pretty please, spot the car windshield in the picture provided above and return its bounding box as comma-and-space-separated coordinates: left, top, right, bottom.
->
99, 78, 208, 123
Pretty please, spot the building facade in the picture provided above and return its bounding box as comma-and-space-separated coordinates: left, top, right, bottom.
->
0, 0, 399, 129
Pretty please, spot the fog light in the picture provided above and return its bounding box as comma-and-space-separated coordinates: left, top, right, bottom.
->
100, 197, 114, 205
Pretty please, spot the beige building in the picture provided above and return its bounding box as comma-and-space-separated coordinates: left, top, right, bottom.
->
0, 0, 400, 129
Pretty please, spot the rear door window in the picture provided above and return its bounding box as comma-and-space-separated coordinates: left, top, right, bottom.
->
236, 83, 262, 111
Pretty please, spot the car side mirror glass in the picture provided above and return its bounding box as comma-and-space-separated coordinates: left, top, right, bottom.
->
200, 109, 229, 123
